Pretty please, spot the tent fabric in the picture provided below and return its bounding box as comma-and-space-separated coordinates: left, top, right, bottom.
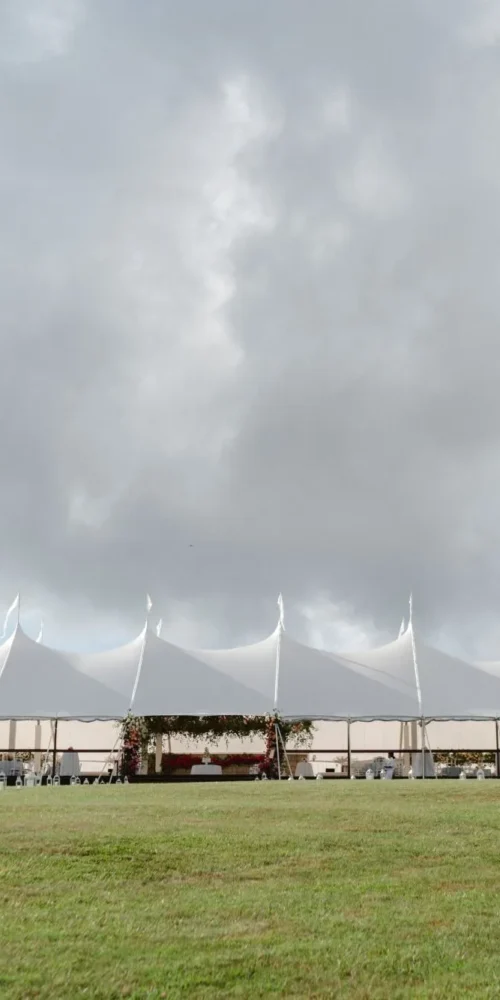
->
130, 630, 273, 715
71, 628, 277, 716
336, 630, 419, 704
2, 619, 500, 721
191, 630, 278, 703
413, 638, 500, 718
474, 659, 500, 680
0, 627, 128, 719
338, 630, 500, 720
275, 631, 418, 719
411, 639, 500, 719
68, 633, 144, 702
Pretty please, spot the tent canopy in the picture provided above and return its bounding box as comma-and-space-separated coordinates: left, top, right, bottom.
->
0, 627, 129, 720
275, 631, 419, 719
339, 630, 500, 720
1, 618, 500, 721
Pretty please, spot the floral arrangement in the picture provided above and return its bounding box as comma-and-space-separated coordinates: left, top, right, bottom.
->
121, 720, 143, 776
139, 714, 314, 747
433, 751, 495, 766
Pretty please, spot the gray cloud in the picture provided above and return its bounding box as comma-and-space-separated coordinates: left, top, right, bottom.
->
1, 0, 500, 655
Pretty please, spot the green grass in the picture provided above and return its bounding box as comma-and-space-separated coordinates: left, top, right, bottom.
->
1, 783, 500, 999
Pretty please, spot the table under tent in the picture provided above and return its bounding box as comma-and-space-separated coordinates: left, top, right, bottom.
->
0, 609, 500, 780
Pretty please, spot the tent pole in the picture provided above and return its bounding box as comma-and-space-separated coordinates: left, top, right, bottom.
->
276, 724, 293, 778
424, 720, 434, 777
51, 719, 58, 778
155, 733, 163, 773
34, 720, 42, 773
275, 723, 281, 780
496, 720, 500, 780
409, 611, 424, 776
347, 719, 351, 779
98, 732, 122, 780
41, 725, 53, 776
410, 720, 418, 775
402, 722, 410, 774
272, 598, 284, 782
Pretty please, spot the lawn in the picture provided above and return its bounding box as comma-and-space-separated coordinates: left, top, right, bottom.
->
1, 782, 500, 999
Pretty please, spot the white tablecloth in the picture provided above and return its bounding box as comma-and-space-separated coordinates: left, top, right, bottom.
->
0, 759, 23, 777
59, 751, 81, 777
190, 764, 222, 776
295, 761, 314, 778
411, 751, 435, 778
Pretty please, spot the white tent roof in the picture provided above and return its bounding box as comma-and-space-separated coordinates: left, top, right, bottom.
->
0, 627, 129, 719
275, 631, 418, 719
474, 659, 500, 680
69, 627, 277, 716
2, 615, 500, 721
68, 634, 143, 701
191, 630, 278, 704
337, 629, 418, 702
130, 630, 274, 716
339, 629, 500, 720
414, 638, 500, 718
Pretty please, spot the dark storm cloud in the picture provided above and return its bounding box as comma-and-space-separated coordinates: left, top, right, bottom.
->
1, 0, 500, 654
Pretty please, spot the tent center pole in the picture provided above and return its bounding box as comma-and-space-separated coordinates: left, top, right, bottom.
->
401, 722, 410, 775
424, 720, 434, 777
52, 719, 58, 778
274, 723, 281, 780
34, 720, 42, 773
155, 733, 163, 773
347, 719, 351, 779
496, 720, 500, 780
274, 722, 281, 781
275, 724, 293, 778
421, 717, 426, 781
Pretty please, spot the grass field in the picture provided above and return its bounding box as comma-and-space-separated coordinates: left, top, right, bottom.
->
1, 782, 500, 999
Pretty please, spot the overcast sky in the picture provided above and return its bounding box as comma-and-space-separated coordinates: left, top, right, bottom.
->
2, 0, 500, 655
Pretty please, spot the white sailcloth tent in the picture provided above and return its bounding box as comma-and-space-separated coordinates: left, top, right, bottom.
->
338, 629, 500, 720
273, 631, 419, 719
1, 607, 500, 721
474, 658, 500, 680
0, 627, 129, 720
71, 628, 274, 716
